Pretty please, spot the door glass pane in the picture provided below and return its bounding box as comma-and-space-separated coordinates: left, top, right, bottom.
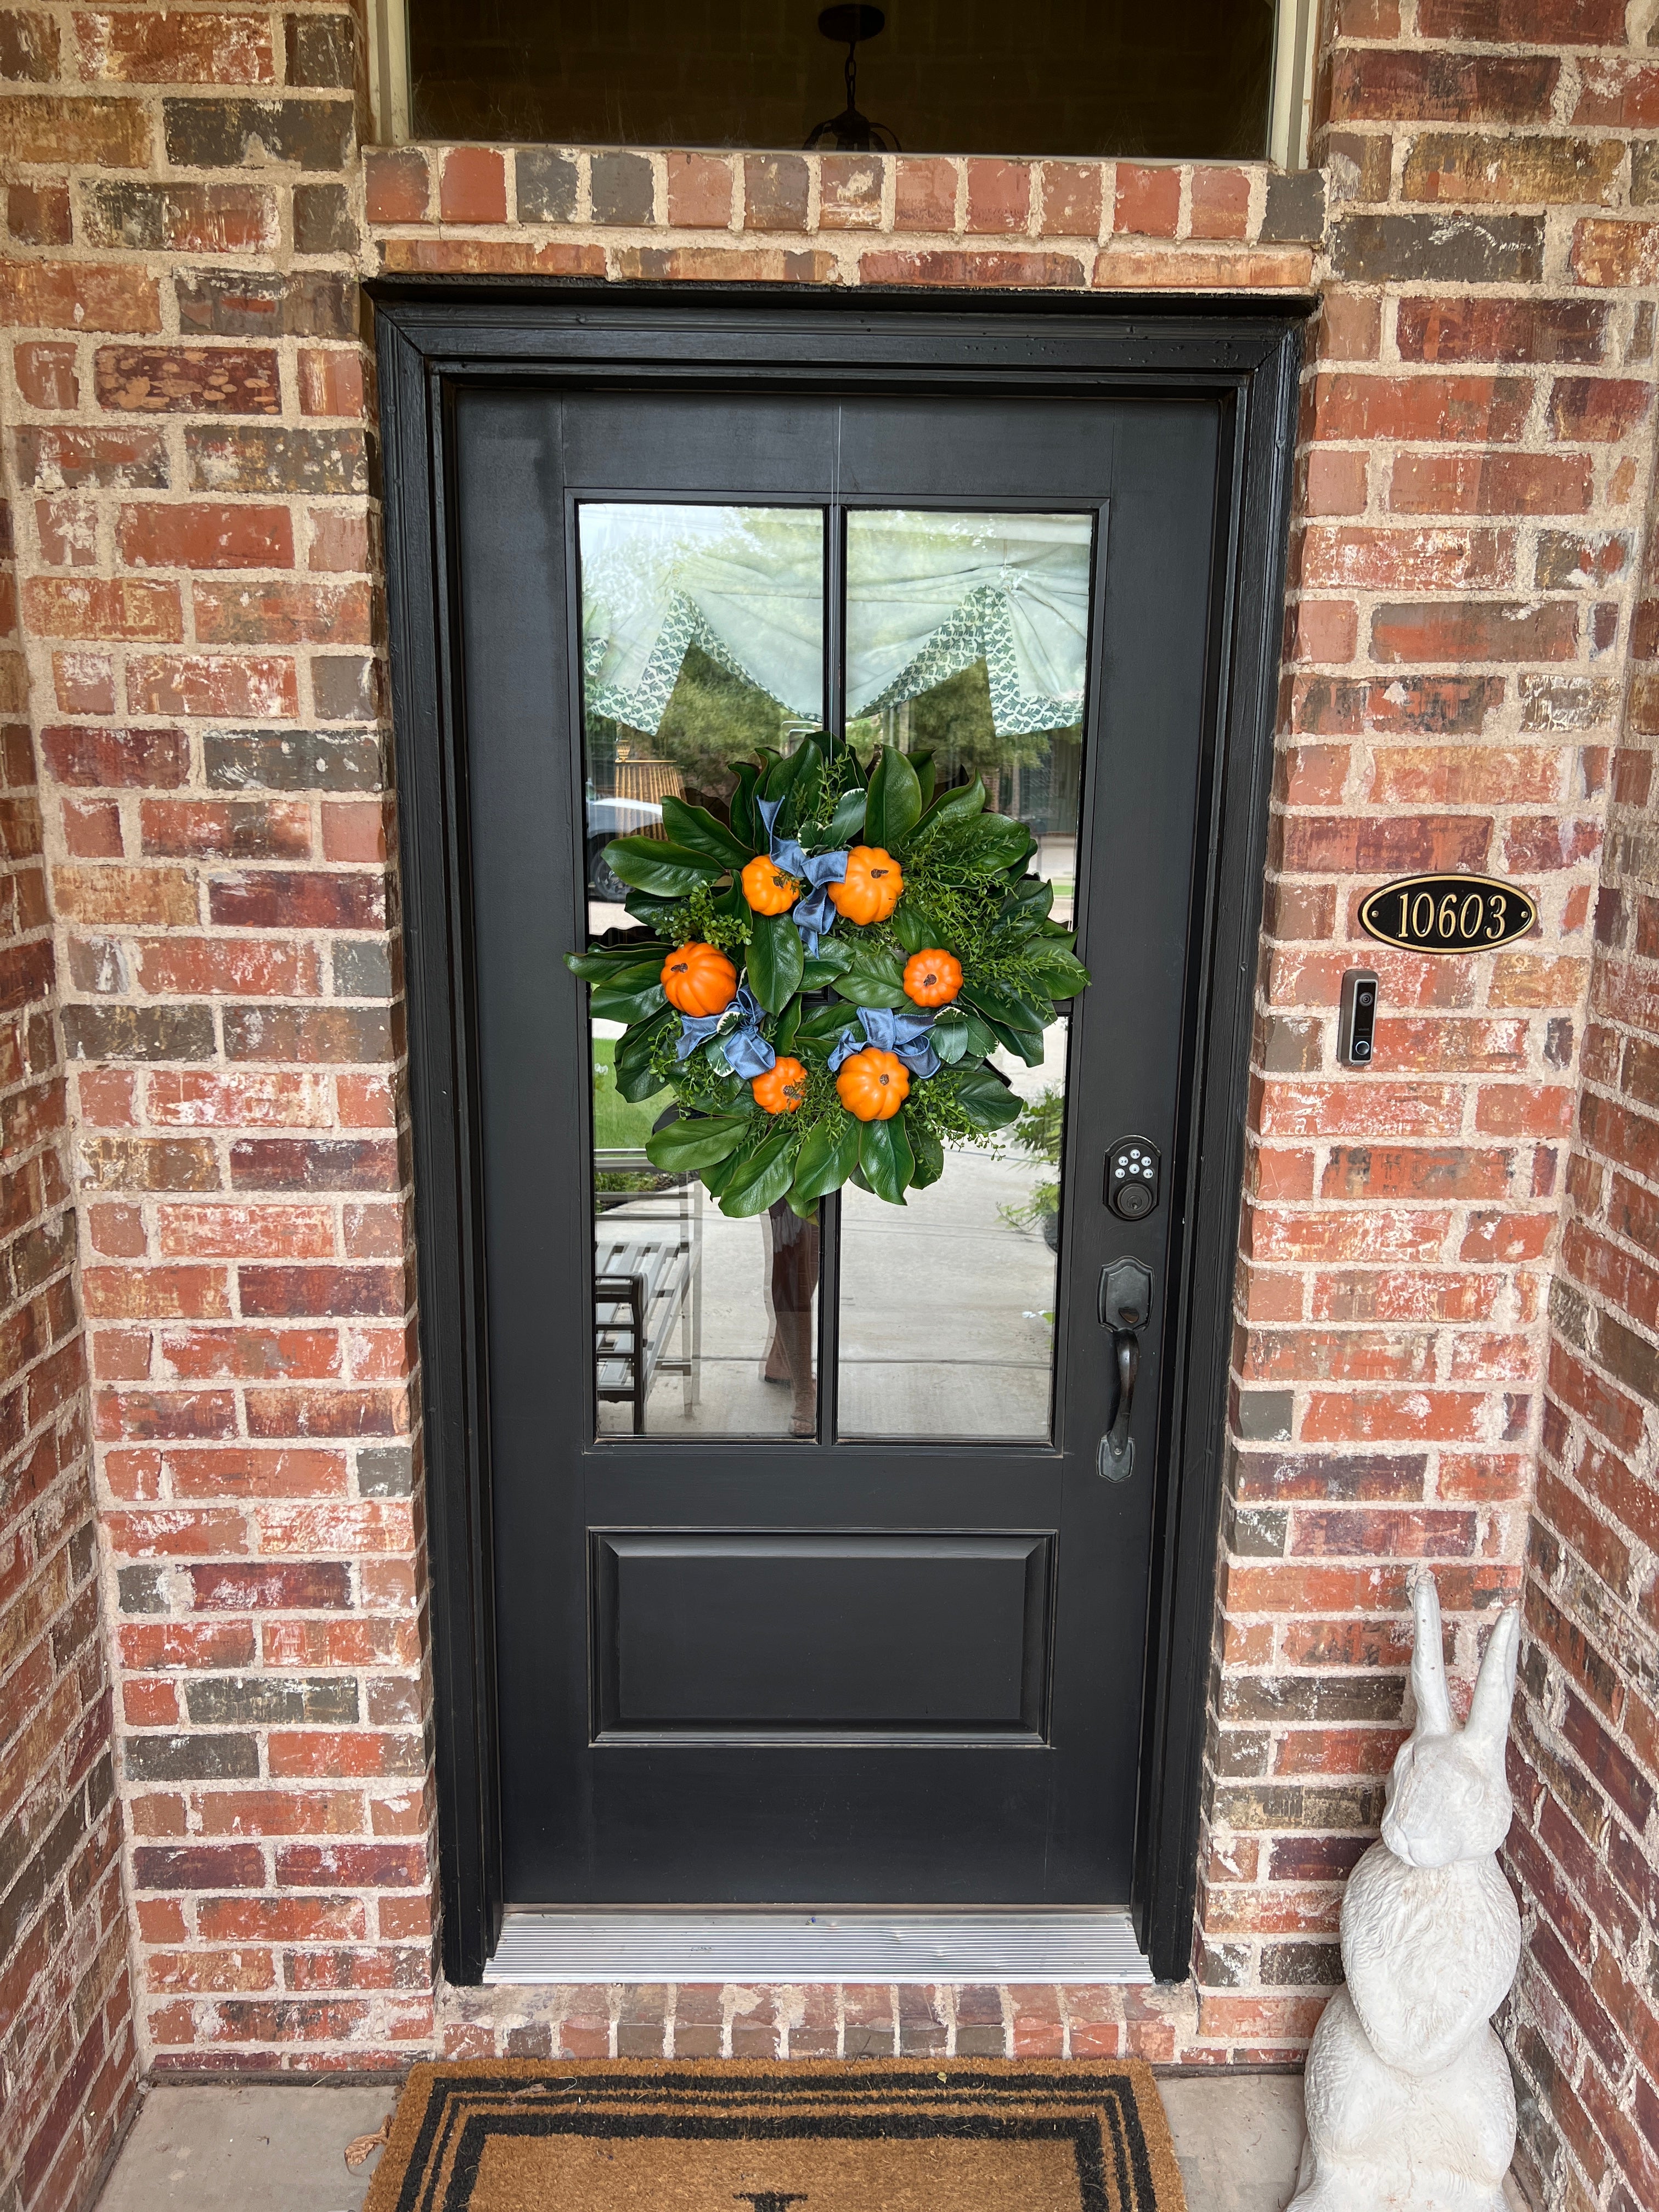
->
836, 510, 1094, 1442
579, 503, 825, 1439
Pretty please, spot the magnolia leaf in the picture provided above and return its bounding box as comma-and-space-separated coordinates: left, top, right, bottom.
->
909, 1120, 945, 1188
746, 911, 804, 1014
719, 1127, 797, 1216
826, 788, 867, 844
1028, 947, 1092, 998
890, 902, 931, 956
858, 1111, 914, 1202
565, 941, 666, 981
963, 977, 1052, 1035
950, 1064, 1023, 1132
729, 762, 763, 853
660, 795, 753, 867
792, 1114, 861, 1203
865, 745, 923, 854
929, 1006, 970, 1064
644, 1113, 749, 1173
602, 837, 723, 898
831, 969, 909, 1009
913, 775, 987, 839
961, 811, 1035, 873
589, 977, 665, 1024
624, 891, 682, 932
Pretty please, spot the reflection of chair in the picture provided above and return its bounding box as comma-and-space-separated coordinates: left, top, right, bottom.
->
593, 1148, 702, 1432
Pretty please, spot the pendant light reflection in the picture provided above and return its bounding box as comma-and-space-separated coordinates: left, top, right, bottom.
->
804, 4, 900, 152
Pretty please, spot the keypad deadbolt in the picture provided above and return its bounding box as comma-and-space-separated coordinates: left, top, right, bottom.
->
1106, 1136, 1160, 1221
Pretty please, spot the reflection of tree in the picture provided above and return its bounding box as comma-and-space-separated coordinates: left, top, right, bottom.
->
851, 659, 1081, 827
587, 644, 793, 820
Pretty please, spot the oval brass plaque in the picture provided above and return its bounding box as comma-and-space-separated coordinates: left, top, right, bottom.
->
1359, 873, 1537, 955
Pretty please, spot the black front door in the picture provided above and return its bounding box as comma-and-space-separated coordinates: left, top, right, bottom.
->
451, 376, 1221, 1908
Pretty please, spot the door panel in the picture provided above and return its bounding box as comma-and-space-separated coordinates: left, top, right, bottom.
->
592, 1532, 1053, 1741
453, 381, 1222, 1906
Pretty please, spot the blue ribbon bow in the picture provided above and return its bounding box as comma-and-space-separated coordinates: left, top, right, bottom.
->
756, 796, 848, 956
827, 1005, 940, 1081
675, 983, 776, 1079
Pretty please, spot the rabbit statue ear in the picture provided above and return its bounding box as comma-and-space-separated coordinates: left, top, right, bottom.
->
1409, 1570, 1454, 1739
1463, 1605, 1521, 1774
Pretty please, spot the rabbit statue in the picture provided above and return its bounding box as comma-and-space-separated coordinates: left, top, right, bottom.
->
1290, 1569, 1523, 2212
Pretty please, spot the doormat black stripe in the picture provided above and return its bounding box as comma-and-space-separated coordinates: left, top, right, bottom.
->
363, 2058, 1188, 2212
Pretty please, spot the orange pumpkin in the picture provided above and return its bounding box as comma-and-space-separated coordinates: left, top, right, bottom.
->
752, 1056, 809, 1114
828, 845, 903, 927
741, 854, 800, 916
836, 1047, 910, 1122
903, 948, 962, 1007
660, 941, 738, 1018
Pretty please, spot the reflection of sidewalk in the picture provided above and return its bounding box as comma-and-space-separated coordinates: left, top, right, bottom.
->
601, 1144, 1060, 1442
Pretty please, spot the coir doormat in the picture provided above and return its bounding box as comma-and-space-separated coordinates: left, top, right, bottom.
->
362, 2058, 1188, 2212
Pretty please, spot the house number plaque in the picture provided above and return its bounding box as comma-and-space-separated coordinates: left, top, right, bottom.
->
1359, 873, 1537, 956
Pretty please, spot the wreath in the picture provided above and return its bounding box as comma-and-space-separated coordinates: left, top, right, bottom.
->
567, 734, 1090, 1216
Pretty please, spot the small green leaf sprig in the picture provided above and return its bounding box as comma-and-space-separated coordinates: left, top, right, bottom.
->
566, 733, 1090, 1215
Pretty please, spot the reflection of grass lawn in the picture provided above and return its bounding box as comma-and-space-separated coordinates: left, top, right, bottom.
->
592, 1037, 670, 1149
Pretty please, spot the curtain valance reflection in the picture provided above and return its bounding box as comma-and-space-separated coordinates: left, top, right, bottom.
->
579, 505, 1094, 737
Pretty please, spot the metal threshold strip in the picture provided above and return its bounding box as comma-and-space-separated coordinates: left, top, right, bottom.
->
485, 1909, 1152, 1986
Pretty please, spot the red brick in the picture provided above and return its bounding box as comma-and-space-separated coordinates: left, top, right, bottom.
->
119, 503, 294, 571
1371, 601, 1579, 664
0, 93, 152, 166
364, 149, 430, 225
1189, 167, 1249, 241
128, 654, 297, 719
1313, 374, 1531, 444
964, 159, 1030, 234
8, 181, 72, 245
1039, 163, 1102, 238
1300, 526, 1510, 591
192, 579, 371, 647
893, 157, 957, 231
1329, 50, 1559, 126
439, 148, 506, 225
1114, 163, 1180, 239
74, 9, 274, 82
24, 577, 183, 643
819, 155, 884, 230
1548, 378, 1652, 443
1574, 59, 1659, 126
15, 340, 79, 410
665, 153, 731, 228
859, 247, 1084, 289
1389, 451, 1595, 516
297, 348, 365, 419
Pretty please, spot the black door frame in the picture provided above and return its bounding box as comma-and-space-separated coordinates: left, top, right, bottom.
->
373, 286, 1306, 1985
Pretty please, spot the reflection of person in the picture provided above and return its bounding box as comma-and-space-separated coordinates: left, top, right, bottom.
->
762, 1201, 819, 1438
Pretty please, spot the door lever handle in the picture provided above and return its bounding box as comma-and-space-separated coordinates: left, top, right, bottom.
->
1098, 1257, 1153, 1482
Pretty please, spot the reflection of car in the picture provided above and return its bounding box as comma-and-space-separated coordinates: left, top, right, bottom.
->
586, 789, 662, 902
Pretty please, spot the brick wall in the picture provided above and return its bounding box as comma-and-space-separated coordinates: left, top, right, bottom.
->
1499, 375, 1659, 2208
0, 443, 137, 2200
1197, 0, 1659, 2078
0, 0, 1656, 2144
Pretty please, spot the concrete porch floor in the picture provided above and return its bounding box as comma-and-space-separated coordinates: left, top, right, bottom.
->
92, 2074, 1306, 2211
